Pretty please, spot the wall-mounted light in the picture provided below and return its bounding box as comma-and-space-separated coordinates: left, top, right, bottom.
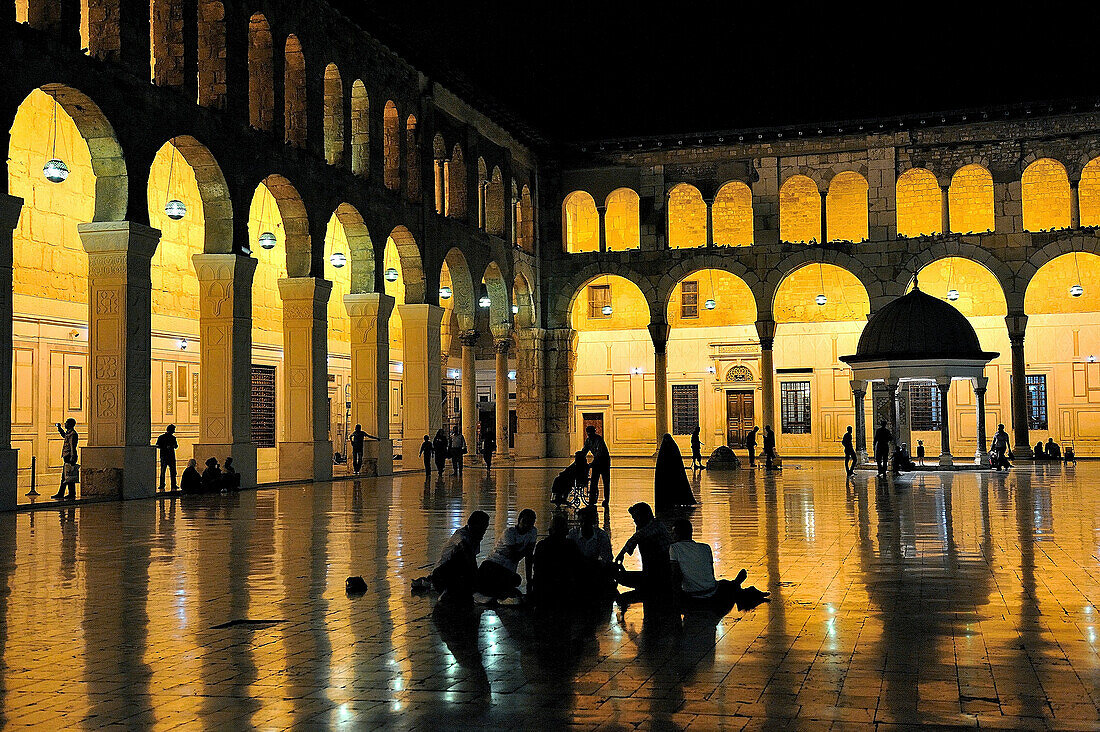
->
706, 365, 716, 374
330, 251, 346, 269
478, 283, 491, 309
439, 286, 452, 300
393, 361, 403, 373
1089, 355, 1097, 363
447, 368, 460, 378
947, 288, 960, 301
630, 366, 645, 375
507, 370, 516, 381
259, 232, 277, 249
384, 267, 399, 282
69, 329, 81, 340
178, 338, 188, 351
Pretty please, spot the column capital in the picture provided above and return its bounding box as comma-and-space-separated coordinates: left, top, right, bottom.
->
755, 319, 776, 347
78, 220, 160, 258
850, 379, 866, 395
458, 329, 480, 347
973, 375, 988, 391
1005, 313, 1028, 340
648, 321, 671, 352
343, 291, 395, 321
0, 193, 23, 231
494, 337, 512, 355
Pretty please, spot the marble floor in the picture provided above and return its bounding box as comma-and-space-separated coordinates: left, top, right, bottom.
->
0, 460, 1098, 730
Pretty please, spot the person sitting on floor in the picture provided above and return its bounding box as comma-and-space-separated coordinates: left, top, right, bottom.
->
892, 442, 916, 473
221, 456, 241, 490
200, 457, 222, 493
180, 459, 202, 494
425, 510, 491, 603
1046, 438, 1061, 460
614, 502, 673, 605
568, 506, 615, 595
669, 518, 770, 610
552, 451, 589, 505
1034, 442, 1047, 460
476, 508, 537, 603
530, 513, 582, 607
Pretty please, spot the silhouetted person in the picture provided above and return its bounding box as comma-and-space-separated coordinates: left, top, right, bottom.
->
762, 426, 777, 470
1064, 444, 1076, 465
450, 425, 467, 475
531, 513, 581, 607
156, 424, 178, 492
481, 429, 496, 471
582, 425, 611, 506
991, 424, 1011, 471
419, 434, 433, 476
429, 510, 491, 603
221, 456, 240, 490
569, 505, 615, 595
1046, 438, 1061, 460
654, 433, 696, 511
349, 424, 367, 474
51, 418, 78, 501
746, 426, 759, 467
614, 502, 673, 605
892, 443, 916, 473
200, 457, 221, 493
1034, 441, 1046, 460
433, 428, 450, 476
690, 426, 703, 471
180, 458, 201, 494
670, 519, 769, 610
477, 509, 537, 601
552, 451, 589, 505
873, 421, 892, 477
916, 440, 925, 466
842, 425, 857, 475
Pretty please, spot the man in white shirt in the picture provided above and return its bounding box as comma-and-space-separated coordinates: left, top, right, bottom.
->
669, 518, 718, 600
477, 508, 537, 601
568, 506, 615, 595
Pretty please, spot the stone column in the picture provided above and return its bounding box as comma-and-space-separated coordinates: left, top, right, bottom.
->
597, 204, 608, 252
458, 330, 479, 462
649, 321, 671, 440
1070, 180, 1081, 229
974, 375, 990, 466
78, 221, 160, 500
755, 319, 777, 431
1006, 314, 1033, 458
398, 304, 444, 461
705, 197, 715, 247
433, 158, 445, 214
276, 277, 332, 482
478, 182, 488, 230
820, 190, 828, 243
937, 378, 953, 467
192, 254, 257, 489
514, 327, 546, 458
886, 379, 901, 444
494, 334, 512, 459
0, 195, 22, 510
940, 185, 951, 235
544, 328, 576, 457
344, 292, 395, 475
851, 379, 868, 464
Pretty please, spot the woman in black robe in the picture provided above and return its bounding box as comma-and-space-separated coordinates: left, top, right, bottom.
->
654, 433, 697, 511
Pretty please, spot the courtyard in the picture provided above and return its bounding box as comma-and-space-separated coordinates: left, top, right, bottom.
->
0, 460, 1097, 730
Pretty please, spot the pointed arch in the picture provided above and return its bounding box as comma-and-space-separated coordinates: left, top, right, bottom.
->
350, 80, 369, 177
323, 63, 344, 166
247, 13, 274, 131
259, 174, 310, 277
518, 184, 534, 253
383, 101, 400, 190
283, 35, 306, 148
482, 261, 511, 338
486, 166, 505, 236
448, 145, 467, 219
441, 248, 475, 331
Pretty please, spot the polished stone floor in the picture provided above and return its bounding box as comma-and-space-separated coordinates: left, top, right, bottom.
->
0, 461, 1098, 730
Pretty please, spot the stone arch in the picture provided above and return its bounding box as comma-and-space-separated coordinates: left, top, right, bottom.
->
826, 171, 869, 242
1024, 249, 1100, 316
486, 166, 505, 236
896, 167, 942, 237
477, 157, 488, 229
513, 265, 537, 329
247, 13, 273, 131
713, 180, 753, 247
781, 168, 827, 191
558, 264, 656, 329
350, 80, 368, 177
779, 174, 821, 244
331, 202, 374, 294
448, 144, 467, 219
1021, 158, 1071, 232
905, 256, 1008, 318
283, 35, 306, 148
773, 262, 872, 324
1079, 155, 1100, 227
81, 0, 121, 59
820, 164, 869, 187
667, 183, 706, 249
665, 267, 757, 328
404, 115, 420, 202
656, 253, 764, 315
322, 63, 344, 166
482, 261, 512, 338
517, 184, 534, 252
768, 250, 880, 317
386, 225, 424, 303
260, 174, 309, 277
150, 0, 184, 87
948, 163, 994, 234
1017, 235, 1100, 313
901, 240, 1015, 309
147, 135, 231, 254
441, 247, 475, 330
196, 0, 226, 109
382, 101, 400, 190
604, 187, 638, 251
562, 190, 598, 253
567, 272, 652, 332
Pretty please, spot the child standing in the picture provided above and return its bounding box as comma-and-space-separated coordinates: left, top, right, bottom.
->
916, 440, 925, 466
419, 435, 433, 476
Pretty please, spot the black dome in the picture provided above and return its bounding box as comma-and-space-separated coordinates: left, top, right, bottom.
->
842, 287, 998, 363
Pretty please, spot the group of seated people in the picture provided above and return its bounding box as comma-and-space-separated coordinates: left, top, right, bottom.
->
1034, 438, 1073, 463
891, 442, 918, 473
417, 501, 768, 612
180, 456, 241, 494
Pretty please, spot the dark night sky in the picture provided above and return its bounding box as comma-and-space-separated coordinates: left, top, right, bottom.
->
337, 1, 1099, 144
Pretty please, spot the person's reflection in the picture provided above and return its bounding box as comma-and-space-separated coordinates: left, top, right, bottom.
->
59, 505, 77, 585
0, 513, 16, 729
760, 469, 794, 724
1008, 469, 1049, 720
619, 600, 682, 727
430, 603, 490, 700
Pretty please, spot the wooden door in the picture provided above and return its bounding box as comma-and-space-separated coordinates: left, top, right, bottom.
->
582, 412, 604, 439
725, 390, 754, 447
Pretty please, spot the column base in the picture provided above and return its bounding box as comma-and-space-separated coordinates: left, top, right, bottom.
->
1013, 443, 1034, 459
194, 442, 257, 490
81, 445, 156, 500
363, 439, 393, 476
0, 448, 17, 511
547, 433, 572, 458
938, 452, 954, 468
514, 433, 547, 459
976, 449, 991, 467
278, 440, 333, 482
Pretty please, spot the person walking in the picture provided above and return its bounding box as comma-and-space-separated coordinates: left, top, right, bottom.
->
349, 423, 367, 474
481, 428, 496, 472
433, 428, 450, 476
156, 424, 179, 492
991, 424, 1012, 471
690, 426, 704, 471
582, 425, 611, 506
873, 420, 892, 477
419, 434, 434, 476
51, 418, 79, 501
746, 426, 759, 467
842, 425, 857, 476
762, 425, 777, 470
450, 425, 467, 475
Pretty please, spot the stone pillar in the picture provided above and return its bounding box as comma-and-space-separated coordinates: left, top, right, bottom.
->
705, 197, 715, 247
398, 304, 444, 461
514, 327, 546, 458
820, 190, 828, 243
1006, 314, 1033, 458
478, 182, 488, 230
0, 195, 22, 510
886, 379, 901, 444
344, 292, 395, 475
974, 375, 990, 466
597, 205, 607, 253
937, 378, 953, 467
277, 277, 332, 482
433, 158, 445, 214
458, 330, 479, 462
494, 334, 512, 459
78, 221, 160, 499
940, 185, 951, 235
755, 319, 777, 431
851, 380, 868, 464
1070, 180, 1081, 229
192, 254, 258, 489
649, 321, 671, 441
544, 328, 576, 457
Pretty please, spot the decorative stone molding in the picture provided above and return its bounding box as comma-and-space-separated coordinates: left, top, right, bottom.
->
344, 292, 395, 475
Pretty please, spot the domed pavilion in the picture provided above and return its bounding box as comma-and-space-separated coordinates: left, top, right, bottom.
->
840, 284, 999, 467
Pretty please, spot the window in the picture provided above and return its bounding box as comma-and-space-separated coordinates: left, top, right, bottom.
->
251, 364, 277, 448
681, 280, 699, 319
780, 381, 811, 434
672, 384, 699, 435
588, 284, 611, 319
1026, 374, 1047, 430
909, 382, 942, 431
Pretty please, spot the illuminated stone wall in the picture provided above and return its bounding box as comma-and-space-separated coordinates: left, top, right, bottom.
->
667, 184, 706, 249
779, 175, 820, 243
323, 215, 351, 355
774, 265, 869, 324
249, 184, 286, 348
1021, 158, 1070, 232
563, 191, 598, 253
666, 271, 755, 327
896, 168, 942, 237
604, 188, 639, 251
147, 142, 202, 324
713, 181, 752, 247
826, 172, 868, 242
949, 165, 994, 234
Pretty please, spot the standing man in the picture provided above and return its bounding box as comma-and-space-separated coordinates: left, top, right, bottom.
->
762, 425, 777, 470
419, 434, 434, 476
582, 425, 611, 507
873, 420, 892, 477
349, 424, 367, 475
51, 418, 79, 501
450, 425, 467, 475
481, 427, 496, 472
842, 425, 857, 476
991, 424, 1012, 471
156, 424, 179, 492
746, 426, 759, 468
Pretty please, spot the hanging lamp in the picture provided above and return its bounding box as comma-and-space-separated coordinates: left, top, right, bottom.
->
163, 140, 186, 220
704, 268, 717, 310
384, 266, 399, 282
1071, 251, 1084, 297
439, 285, 452, 300
42, 96, 69, 183
258, 184, 277, 249
945, 258, 959, 301
814, 263, 827, 306
478, 282, 491, 308
330, 251, 346, 268
600, 274, 612, 316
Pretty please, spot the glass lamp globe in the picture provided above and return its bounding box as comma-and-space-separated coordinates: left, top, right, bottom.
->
479, 295, 492, 308
512, 304, 519, 314
704, 298, 717, 310
439, 286, 452, 300
1071, 284, 1084, 297
330, 251, 346, 268
164, 199, 187, 220
815, 293, 827, 306
601, 304, 613, 316
259, 232, 277, 250
43, 158, 69, 183
947, 288, 960, 301
384, 267, 400, 282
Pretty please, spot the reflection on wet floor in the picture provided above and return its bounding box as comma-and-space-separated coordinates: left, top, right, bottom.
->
0, 461, 1098, 729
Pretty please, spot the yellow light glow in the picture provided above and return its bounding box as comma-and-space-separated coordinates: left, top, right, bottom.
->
1025, 252, 1100, 315
563, 191, 599, 253
249, 183, 286, 347
1079, 157, 1100, 227
604, 188, 639, 251
774, 264, 869, 323
1022, 158, 1070, 232
666, 270, 756, 326
384, 238, 405, 354
323, 214, 351, 353
909, 258, 1006, 317
148, 141, 203, 325
949, 164, 994, 234
668, 183, 706, 249
713, 181, 753, 247
780, 175, 821, 244
825, 171, 868, 242
896, 168, 942, 237
569, 275, 649, 331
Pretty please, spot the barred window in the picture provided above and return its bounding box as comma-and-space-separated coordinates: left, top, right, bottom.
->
1026, 374, 1047, 430
780, 381, 811, 434
588, 284, 611, 319
251, 364, 277, 448
681, 280, 699, 319
671, 384, 699, 435
909, 382, 942, 431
